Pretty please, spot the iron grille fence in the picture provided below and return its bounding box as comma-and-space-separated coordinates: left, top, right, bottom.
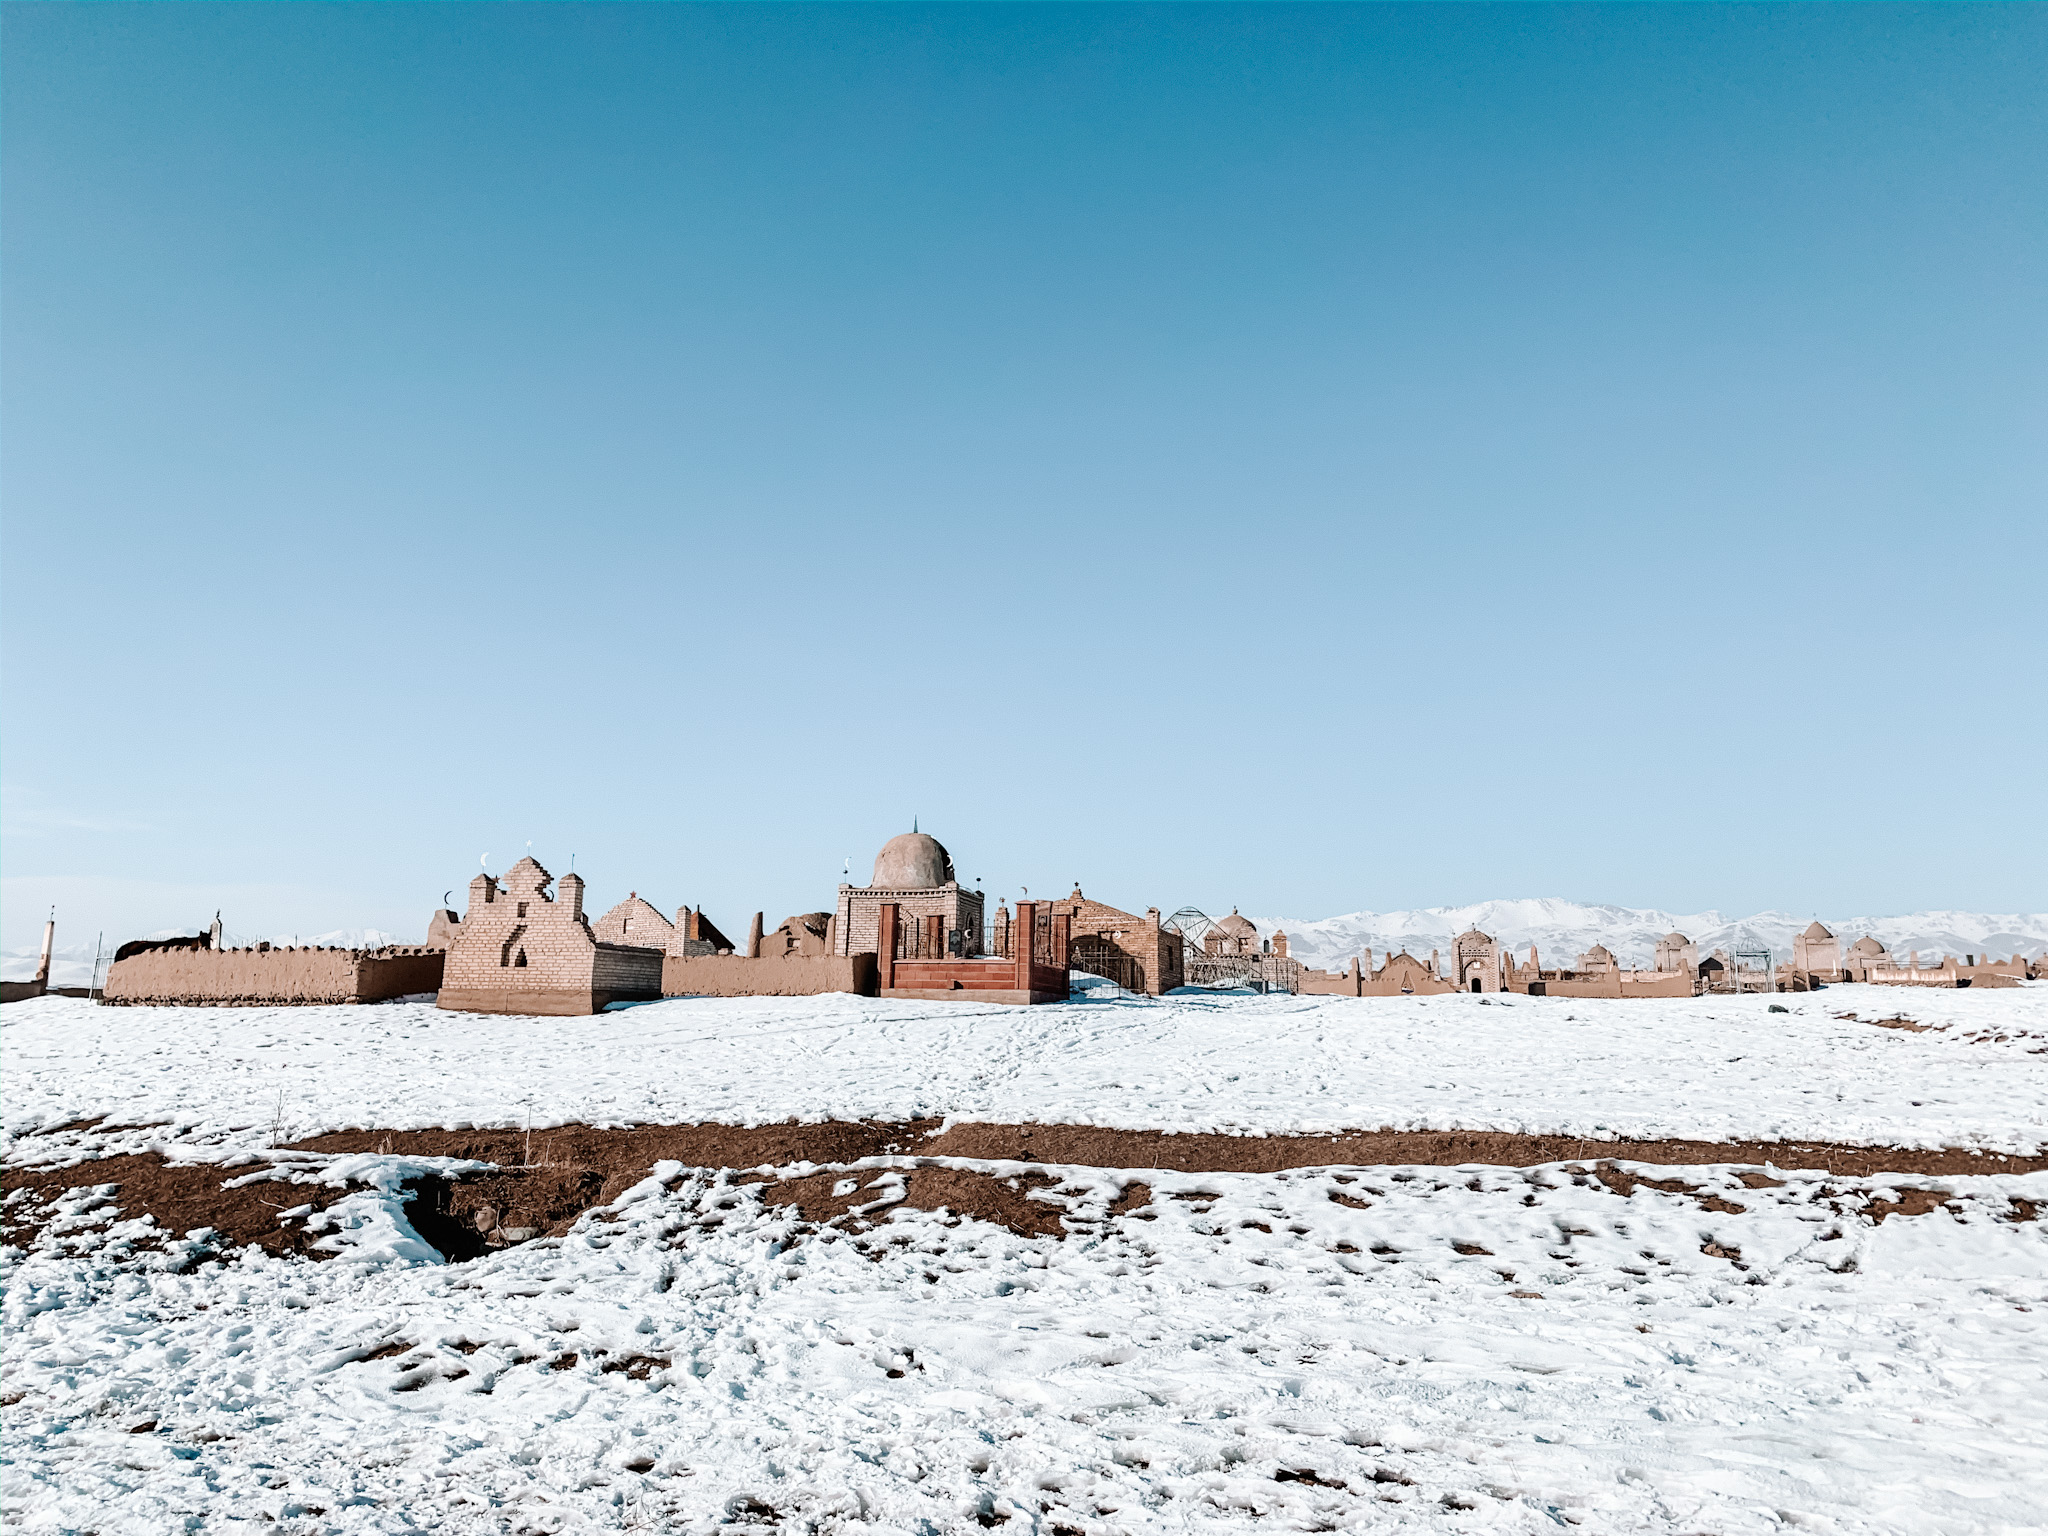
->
888, 913, 1061, 964
1184, 953, 1302, 994
1067, 936, 1146, 993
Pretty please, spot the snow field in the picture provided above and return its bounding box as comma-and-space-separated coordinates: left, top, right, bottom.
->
4, 983, 2045, 1158
5, 1150, 2045, 1534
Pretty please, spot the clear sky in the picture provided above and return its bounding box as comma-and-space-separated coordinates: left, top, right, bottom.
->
3, 3, 2043, 954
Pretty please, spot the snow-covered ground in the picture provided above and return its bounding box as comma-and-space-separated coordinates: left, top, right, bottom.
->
4, 984, 2044, 1157
7, 1145, 2045, 1533
6, 986, 2046, 1534
1252, 900, 2048, 974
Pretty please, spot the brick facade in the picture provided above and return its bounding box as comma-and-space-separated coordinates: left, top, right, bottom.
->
1045, 887, 1183, 995
835, 882, 983, 958
671, 907, 736, 958
879, 900, 1069, 1005
593, 895, 674, 951
438, 857, 662, 1016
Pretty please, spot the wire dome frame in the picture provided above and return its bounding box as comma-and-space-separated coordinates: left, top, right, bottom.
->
1161, 908, 1218, 948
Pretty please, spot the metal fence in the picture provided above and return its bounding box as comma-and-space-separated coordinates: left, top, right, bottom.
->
1067, 935, 1147, 993
1183, 952, 1302, 994
889, 913, 1059, 965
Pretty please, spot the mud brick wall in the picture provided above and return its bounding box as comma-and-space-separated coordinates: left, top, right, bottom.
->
103, 946, 444, 1006
662, 953, 877, 998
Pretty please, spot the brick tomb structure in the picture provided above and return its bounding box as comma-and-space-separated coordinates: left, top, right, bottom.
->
1045, 887, 1184, 995
834, 831, 984, 961
593, 894, 675, 952
438, 857, 662, 1016
672, 907, 737, 957
878, 899, 1069, 1005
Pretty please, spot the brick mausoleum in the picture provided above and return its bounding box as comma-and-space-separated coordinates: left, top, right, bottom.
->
437, 857, 663, 1016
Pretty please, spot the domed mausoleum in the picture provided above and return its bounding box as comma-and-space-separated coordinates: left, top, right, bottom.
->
834, 828, 984, 960
870, 832, 955, 890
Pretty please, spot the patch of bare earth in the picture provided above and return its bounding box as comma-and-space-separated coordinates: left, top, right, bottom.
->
756, 1166, 1068, 1240
9, 1119, 2039, 1268
286, 1121, 2047, 1179
2, 1154, 357, 1258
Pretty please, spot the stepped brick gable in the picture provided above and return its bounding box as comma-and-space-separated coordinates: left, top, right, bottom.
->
439, 857, 661, 1016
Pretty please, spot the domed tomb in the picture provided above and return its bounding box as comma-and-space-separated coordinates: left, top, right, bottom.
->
872, 832, 955, 890
834, 827, 983, 960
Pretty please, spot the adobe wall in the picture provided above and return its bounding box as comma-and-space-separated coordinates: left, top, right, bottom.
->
1360, 969, 1456, 997
1298, 960, 1363, 996
662, 953, 878, 998
103, 946, 444, 1006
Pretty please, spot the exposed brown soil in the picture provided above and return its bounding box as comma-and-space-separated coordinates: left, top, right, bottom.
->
757, 1166, 1068, 1240
12, 1118, 2040, 1269
289, 1119, 941, 1174
1864, 1187, 1958, 1224
286, 1120, 2047, 1179
2, 1154, 356, 1259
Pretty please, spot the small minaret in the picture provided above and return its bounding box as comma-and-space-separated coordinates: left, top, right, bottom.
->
33, 910, 55, 996
747, 912, 764, 959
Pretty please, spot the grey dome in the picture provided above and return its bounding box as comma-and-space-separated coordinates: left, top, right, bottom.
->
872, 832, 955, 889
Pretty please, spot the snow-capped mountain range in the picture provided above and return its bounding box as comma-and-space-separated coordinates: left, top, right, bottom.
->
1246, 899, 2048, 974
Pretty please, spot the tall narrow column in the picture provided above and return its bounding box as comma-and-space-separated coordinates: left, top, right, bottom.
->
1013, 902, 1036, 994
876, 904, 900, 993
34, 914, 55, 997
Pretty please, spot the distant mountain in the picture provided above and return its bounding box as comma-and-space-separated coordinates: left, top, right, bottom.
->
1246, 899, 2048, 974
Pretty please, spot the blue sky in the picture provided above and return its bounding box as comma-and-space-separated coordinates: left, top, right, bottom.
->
3, 3, 2043, 952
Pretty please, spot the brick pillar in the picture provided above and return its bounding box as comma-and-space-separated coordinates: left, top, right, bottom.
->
877, 904, 899, 992
923, 913, 943, 959
1014, 901, 1035, 993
